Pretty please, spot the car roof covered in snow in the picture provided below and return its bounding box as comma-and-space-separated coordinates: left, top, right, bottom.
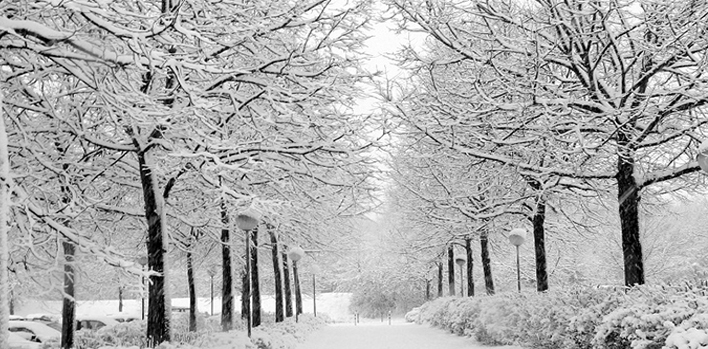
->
9, 332, 42, 349
8, 320, 61, 342
76, 314, 121, 325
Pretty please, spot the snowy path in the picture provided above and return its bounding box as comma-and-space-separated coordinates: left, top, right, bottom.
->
296, 320, 524, 349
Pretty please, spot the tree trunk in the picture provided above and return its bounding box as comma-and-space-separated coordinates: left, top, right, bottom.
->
118, 286, 123, 312
465, 237, 474, 297
447, 245, 455, 296
617, 147, 645, 286
436, 262, 443, 298
270, 231, 284, 323
0, 96, 8, 349
293, 261, 303, 315
220, 199, 233, 331
240, 269, 248, 320
480, 233, 495, 295
250, 230, 261, 327
283, 252, 293, 317
187, 249, 197, 332
425, 279, 430, 300
9, 289, 13, 315
244, 231, 252, 336
136, 150, 170, 346
61, 240, 76, 349
532, 193, 549, 292
526, 178, 550, 292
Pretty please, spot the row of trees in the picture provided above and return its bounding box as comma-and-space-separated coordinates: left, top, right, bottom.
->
379, 0, 708, 294
1, 0, 379, 347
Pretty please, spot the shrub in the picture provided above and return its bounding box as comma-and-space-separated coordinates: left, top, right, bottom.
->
416, 284, 708, 349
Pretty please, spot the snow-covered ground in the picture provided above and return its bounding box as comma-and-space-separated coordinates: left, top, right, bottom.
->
296, 320, 524, 349
15, 292, 353, 322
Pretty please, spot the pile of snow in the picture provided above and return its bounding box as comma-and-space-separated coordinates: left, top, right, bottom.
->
16, 292, 353, 322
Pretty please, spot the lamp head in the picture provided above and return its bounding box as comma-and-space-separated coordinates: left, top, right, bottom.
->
455, 257, 466, 266
136, 256, 148, 266
236, 207, 261, 231
288, 246, 305, 262
508, 228, 527, 247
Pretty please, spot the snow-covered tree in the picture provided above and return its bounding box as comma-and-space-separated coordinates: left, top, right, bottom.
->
386, 0, 708, 286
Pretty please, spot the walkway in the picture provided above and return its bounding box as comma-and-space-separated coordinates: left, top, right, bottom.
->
296, 319, 524, 349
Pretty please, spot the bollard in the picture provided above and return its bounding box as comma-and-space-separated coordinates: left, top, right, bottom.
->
388, 311, 391, 325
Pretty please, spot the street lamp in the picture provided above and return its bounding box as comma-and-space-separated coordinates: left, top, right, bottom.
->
697, 140, 708, 172
136, 256, 148, 320
207, 265, 217, 316
311, 265, 321, 317
508, 228, 526, 293
287, 246, 305, 323
455, 257, 466, 296
236, 208, 261, 338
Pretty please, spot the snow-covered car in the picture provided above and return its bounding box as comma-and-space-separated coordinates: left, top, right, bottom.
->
75, 315, 120, 330
8, 320, 61, 344
404, 307, 421, 323
22, 313, 62, 331
9, 332, 42, 349
108, 313, 141, 323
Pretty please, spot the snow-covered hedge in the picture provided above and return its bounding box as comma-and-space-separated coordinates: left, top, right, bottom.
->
51, 314, 324, 349
416, 284, 708, 349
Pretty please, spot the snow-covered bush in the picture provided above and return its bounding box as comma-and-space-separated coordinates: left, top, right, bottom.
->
416, 284, 708, 349
74, 321, 147, 349
74, 314, 324, 349
594, 285, 708, 349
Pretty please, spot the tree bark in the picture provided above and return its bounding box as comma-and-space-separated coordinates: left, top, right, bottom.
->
187, 249, 197, 332
250, 230, 261, 327
118, 286, 123, 312
270, 231, 284, 322
447, 245, 455, 296
527, 179, 549, 292
220, 199, 233, 331
240, 269, 248, 320
293, 261, 303, 315
617, 141, 645, 286
283, 252, 293, 317
9, 289, 13, 315
136, 150, 170, 346
533, 196, 549, 291
61, 240, 76, 349
465, 237, 474, 297
436, 262, 443, 298
480, 233, 495, 295
0, 96, 8, 349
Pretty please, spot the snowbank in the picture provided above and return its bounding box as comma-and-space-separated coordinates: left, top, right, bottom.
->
16, 293, 353, 322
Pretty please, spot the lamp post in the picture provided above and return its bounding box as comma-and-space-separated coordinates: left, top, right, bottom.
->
311, 265, 320, 317
287, 246, 305, 323
508, 228, 526, 293
136, 256, 148, 320
236, 208, 261, 338
455, 257, 466, 296
207, 265, 217, 316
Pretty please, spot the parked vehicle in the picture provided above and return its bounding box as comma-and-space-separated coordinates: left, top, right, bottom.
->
8, 332, 42, 349
21, 313, 62, 331
108, 313, 141, 323
75, 315, 120, 330
8, 320, 61, 344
